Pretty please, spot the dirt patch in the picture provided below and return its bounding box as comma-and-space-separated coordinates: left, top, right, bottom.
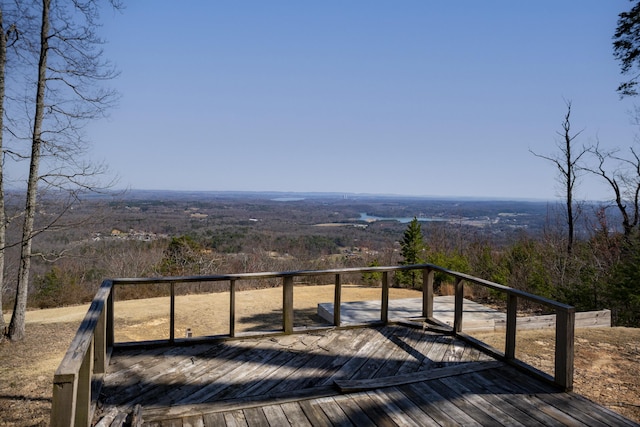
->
474, 327, 640, 423
2, 285, 639, 425
0, 322, 78, 427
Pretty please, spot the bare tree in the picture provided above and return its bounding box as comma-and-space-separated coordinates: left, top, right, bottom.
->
587, 141, 640, 238
0, 8, 10, 336
6, 0, 120, 341
531, 100, 587, 254
0, 3, 22, 338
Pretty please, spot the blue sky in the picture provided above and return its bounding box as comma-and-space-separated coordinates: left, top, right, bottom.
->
87, 1, 636, 200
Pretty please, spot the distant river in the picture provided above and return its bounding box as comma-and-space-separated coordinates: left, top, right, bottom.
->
359, 213, 447, 223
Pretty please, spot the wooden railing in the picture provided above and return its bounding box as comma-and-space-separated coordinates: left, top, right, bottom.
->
50, 280, 113, 427
50, 264, 575, 426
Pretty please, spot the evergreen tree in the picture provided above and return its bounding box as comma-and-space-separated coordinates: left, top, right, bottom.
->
613, 0, 640, 96
362, 259, 382, 286
397, 217, 424, 288
608, 232, 640, 325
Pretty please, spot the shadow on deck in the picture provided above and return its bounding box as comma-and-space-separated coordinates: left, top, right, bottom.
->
95, 324, 637, 427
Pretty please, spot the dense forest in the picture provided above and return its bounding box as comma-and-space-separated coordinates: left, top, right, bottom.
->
1, 190, 637, 327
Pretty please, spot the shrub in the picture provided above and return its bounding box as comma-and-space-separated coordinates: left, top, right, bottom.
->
32, 267, 89, 308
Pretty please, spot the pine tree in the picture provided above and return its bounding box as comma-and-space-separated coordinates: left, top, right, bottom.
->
397, 217, 424, 288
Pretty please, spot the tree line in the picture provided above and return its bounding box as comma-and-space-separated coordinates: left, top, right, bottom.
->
394, 215, 639, 326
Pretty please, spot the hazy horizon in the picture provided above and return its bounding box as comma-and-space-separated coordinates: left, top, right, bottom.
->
77, 1, 635, 202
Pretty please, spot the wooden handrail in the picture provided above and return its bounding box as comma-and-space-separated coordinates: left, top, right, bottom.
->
51, 280, 113, 427
51, 264, 575, 426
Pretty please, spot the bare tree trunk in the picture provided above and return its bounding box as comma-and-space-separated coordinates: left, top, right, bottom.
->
563, 106, 576, 254
8, 0, 49, 341
588, 143, 640, 239
531, 100, 586, 254
0, 8, 7, 337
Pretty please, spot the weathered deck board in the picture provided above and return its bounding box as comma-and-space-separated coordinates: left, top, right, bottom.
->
297, 399, 332, 427
260, 405, 289, 427
354, 326, 414, 380
439, 375, 529, 427
333, 394, 378, 426
348, 392, 399, 427
375, 385, 442, 426
428, 378, 510, 426
490, 365, 638, 427
266, 332, 361, 394
376, 327, 425, 376
280, 401, 313, 427
313, 397, 353, 427
403, 381, 481, 426
178, 343, 291, 404
471, 368, 576, 426
218, 333, 331, 400
95, 325, 640, 426
241, 406, 269, 427
334, 360, 502, 392
393, 327, 439, 375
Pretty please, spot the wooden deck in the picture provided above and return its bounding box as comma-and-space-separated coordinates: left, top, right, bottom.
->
96, 324, 638, 426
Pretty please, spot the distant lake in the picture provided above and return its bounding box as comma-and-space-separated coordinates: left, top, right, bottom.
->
359, 213, 447, 223
272, 197, 305, 202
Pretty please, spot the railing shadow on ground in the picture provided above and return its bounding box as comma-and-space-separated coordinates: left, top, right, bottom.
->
50, 264, 575, 427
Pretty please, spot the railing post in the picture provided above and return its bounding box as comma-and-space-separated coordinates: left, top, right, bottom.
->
453, 278, 464, 333
170, 282, 175, 344
94, 302, 107, 375
74, 336, 94, 427
381, 271, 389, 323
51, 376, 76, 427
422, 268, 434, 320
107, 283, 114, 349
334, 274, 341, 326
230, 279, 236, 338
283, 276, 294, 334
555, 306, 575, 390
505, 293, 517, 359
